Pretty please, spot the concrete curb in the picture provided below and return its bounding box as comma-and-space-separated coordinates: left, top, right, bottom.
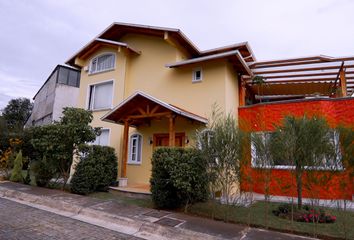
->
0, 186, 222, 240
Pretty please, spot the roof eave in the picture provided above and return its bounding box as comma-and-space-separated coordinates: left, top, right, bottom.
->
101, 91, 208, 124
165, 50, 252, 75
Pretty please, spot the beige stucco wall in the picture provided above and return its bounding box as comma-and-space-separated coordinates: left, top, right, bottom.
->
75, 34, 240, 184
76, 45, 127, 177
121, 34, 228, 118
225, 62, 239, 119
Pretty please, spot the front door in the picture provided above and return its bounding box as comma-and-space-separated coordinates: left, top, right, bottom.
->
153, 133, 185, 147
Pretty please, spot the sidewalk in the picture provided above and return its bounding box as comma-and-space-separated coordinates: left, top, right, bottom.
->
0, 181, 314, 240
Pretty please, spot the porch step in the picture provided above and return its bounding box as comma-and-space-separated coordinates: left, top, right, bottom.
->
109, 185, 151, 199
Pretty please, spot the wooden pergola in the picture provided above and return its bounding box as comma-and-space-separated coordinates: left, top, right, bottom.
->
101, 91, 207, 178
239, 55, 354, 104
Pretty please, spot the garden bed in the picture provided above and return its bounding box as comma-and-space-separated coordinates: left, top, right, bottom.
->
273, 204, 336, 223
188, 201, 353, 240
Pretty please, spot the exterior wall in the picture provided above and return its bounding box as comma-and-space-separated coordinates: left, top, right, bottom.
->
52, 84, 80, 121
77, 46, 126, 177
76, 34, 240, 184
27, 66, 80, 127
121, 34, 228, 118
28, 70, 57, 126
239, 97, 354, 199
225, 62, 239, 118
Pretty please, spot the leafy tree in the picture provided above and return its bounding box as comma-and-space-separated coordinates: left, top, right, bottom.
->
10, 150, 23, 183
197, 108, 245, 206
270, 115, 337, 209
2, 98, 33, 130
337, 126, 354, 177
0, 98, 32, 169
251, 132, 274, 228
31, 108, 100, 188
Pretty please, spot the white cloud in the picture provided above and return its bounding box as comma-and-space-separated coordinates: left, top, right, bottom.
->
0, 69, 40, 108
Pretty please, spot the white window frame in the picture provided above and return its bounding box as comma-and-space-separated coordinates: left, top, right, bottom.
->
92, 128, 110, 146
192, 67, 202, 83
86, 80, 114, 111
128, 133, 143, 165
89, 52, 116, 75
197, 128, 214, 150
251, 131, 343, 171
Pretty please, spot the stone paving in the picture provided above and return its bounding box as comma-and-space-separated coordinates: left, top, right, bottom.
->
0, 198, 142, 240
0, 182, 318, 240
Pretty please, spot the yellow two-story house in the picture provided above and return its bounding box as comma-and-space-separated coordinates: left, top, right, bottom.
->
66, 22, 254, 188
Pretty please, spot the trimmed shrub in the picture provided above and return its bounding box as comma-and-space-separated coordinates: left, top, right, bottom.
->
10, 150, 23, 182
150, 148, 209, 209
71, 145, 118, 195
31, 155, 56, 187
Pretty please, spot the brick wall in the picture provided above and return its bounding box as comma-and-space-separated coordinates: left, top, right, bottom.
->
239, 97, 354, 200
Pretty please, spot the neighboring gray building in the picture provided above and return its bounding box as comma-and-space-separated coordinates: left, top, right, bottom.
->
26, 65, 80, 127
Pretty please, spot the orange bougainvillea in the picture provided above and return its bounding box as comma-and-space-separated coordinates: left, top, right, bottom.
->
239, 98, 354, 200
0, 138, 22, 170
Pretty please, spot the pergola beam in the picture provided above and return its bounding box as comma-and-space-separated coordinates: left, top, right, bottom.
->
249, 56, 323, 67
253, 64, 354, 75
243, 70, 354, 79
251, 60, 325, 69
331, 62, 345, 93
339, 68, 347, 96
249, 55, 354, 68
247, 78, 337, 84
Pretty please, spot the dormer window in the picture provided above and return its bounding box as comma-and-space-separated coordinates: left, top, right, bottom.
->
90, 53, 115, 74
192, 68, 202, 83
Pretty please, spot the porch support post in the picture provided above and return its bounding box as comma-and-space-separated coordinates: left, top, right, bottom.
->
339, 68, 347, 97
239, 76, 246, 106
169, 114, 176, 147
121, 120, 129, 178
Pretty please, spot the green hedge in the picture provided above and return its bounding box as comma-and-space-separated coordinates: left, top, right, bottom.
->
71, 145, 118, 195
150, 148, 209, 209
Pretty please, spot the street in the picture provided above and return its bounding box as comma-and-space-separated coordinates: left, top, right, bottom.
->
0, 198, 142, 240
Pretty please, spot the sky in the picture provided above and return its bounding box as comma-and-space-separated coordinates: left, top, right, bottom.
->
1, 0, 354, 109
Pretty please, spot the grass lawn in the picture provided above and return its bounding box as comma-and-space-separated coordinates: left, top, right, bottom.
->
89, 191, 154, 208
89, 190, 353, 240
188, 201, 354, 240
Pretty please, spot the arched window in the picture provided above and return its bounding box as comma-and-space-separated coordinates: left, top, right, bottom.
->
90, 53, 115, 74
128, 133, 142, 164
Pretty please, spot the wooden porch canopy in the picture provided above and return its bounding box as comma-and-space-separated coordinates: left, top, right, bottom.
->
101, 91, 207, 178
241, 55, 354, 102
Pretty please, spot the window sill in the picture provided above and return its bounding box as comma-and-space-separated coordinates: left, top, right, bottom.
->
192, 79, 202, 84
251, 164, 344, 171
88, 107, 113, 112
127, 162, 142, 165
88, 68, 115, 76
